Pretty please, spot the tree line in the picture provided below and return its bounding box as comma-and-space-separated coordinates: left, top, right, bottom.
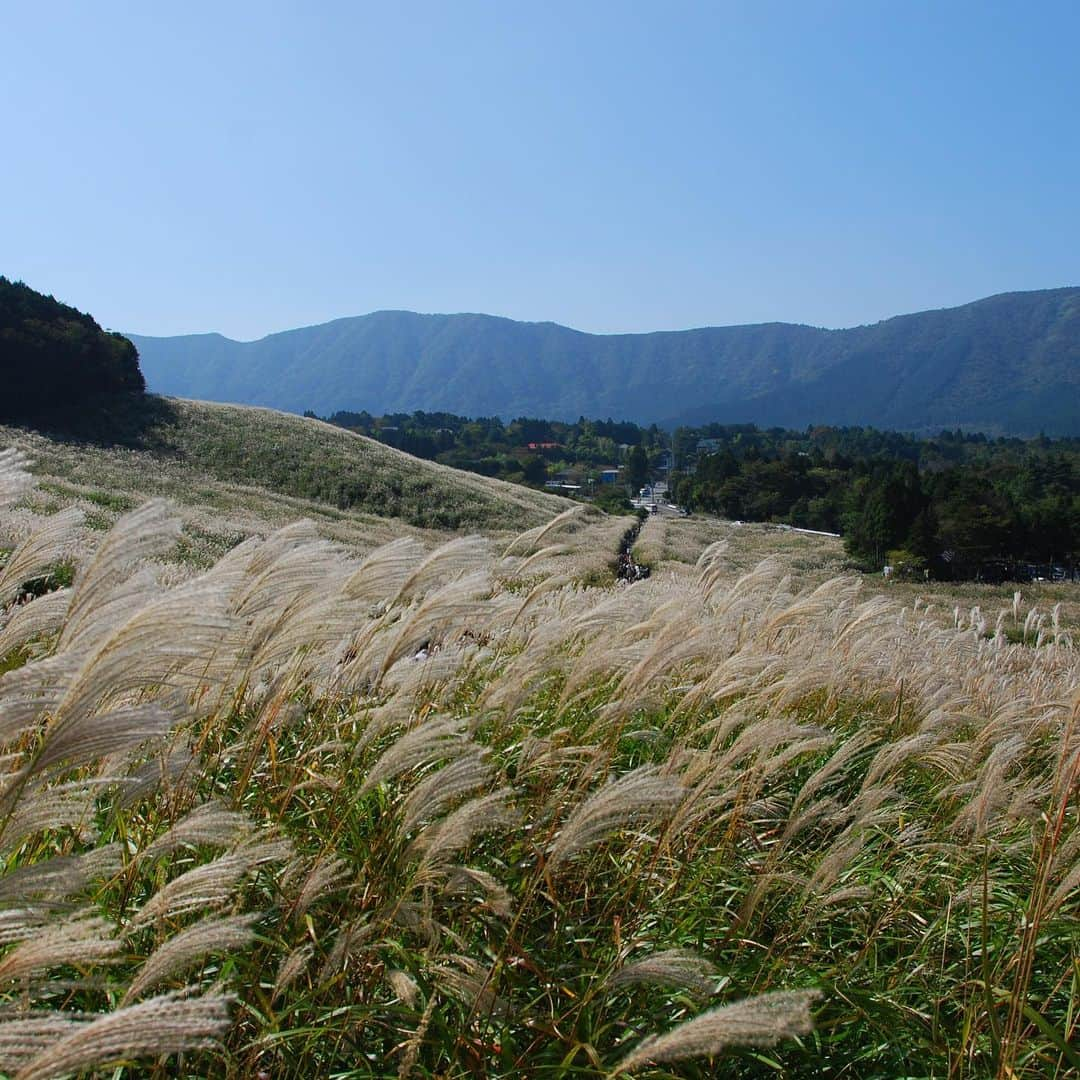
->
672, 424, 1080, 579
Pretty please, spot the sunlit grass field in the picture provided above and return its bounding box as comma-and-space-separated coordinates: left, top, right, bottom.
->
0, 426, 1076, 1078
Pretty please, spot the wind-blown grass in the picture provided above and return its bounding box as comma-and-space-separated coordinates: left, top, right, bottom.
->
0, 445, 1076, 1077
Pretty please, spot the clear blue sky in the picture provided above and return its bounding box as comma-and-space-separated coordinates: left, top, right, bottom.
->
3, 1, 1078, 340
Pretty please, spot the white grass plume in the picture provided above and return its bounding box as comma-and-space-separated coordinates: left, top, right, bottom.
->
0, 587, 71, 659
611, 987, 820, 1073
0, 448, 34, 508
58, 500, 182, 651
0, 507, 83, 609
122, 912, 260, 1003
548, 765, 684, 869
13, 988, 234, 1080
0, 914, 121, 984
359, 715, 469, 796
130, 840, 291, 926
608, 948, 718, 998
140, 799, 254, 859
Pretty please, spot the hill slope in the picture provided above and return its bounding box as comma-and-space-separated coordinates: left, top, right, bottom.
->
0, 397, 572, 542
130, 288, 1080, 435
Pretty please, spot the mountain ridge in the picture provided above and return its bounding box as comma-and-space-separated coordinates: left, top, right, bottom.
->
130, 287, 1080, 436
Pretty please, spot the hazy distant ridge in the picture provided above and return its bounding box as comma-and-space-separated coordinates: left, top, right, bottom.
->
130, 288, 1080, 436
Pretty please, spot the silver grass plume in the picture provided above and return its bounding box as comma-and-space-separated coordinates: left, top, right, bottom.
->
410, 789, 518, 875
386, 968, 420, 1007
0, 448, 34, 508
0, 779, 99, 855
319, 916, 377, 981
0, 652, 83, 748
440, 865, 513, 918
289, 855, 352, 918
391, 535, 491, 603
400, 750, 493, 833
358, 715, 470, 796
119, 739, 198, 807
0, 508, 83, 609
58, 500, 182, 651
32, 702, 176, 778
122, 912, 260, 1003
396, 993, 436, 1080
140, 799, 254, 859
380, 641, 483, 702
0, 587, 71, 659
508, 543, 574, 579
344, 536, 425, 603
50, 574, 236, 725
608, 948, 718, 998
13, 987, 234, 1080
611, 988, 821, 1074
949, 732, 1028, 837
506, 571, 575, 630
502, 505, 583, 557
428, 953, 507, 1018
0, 908, 52, 949
0, 914, 121, 984
272, 943, 314, 1002
54, 567, 162, 655
547, 765, 684, 869
376, 570, 494, 681
130, 840, 291, 926
0, 844, 122, 906
0, 1013, 85, 1074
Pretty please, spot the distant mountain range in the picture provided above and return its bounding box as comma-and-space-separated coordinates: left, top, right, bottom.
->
130, 288, 1080, 436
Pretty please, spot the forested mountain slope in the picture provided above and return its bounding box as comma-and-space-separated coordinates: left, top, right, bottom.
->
131, 288, 1080, 435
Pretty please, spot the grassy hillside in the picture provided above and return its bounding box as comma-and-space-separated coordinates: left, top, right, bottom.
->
132, 287, 1080, 435
0, 452, 1075, 1078
0, 396, 573, 545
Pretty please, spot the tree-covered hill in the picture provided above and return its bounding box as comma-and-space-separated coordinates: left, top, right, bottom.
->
1, 277, 144, 420
131, 287, 1080, 436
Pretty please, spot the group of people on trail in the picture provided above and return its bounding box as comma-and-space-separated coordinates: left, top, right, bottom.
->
616, 550, 650, 582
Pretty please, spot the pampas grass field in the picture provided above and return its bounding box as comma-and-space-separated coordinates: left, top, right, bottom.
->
0, 442, 1077, 1078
